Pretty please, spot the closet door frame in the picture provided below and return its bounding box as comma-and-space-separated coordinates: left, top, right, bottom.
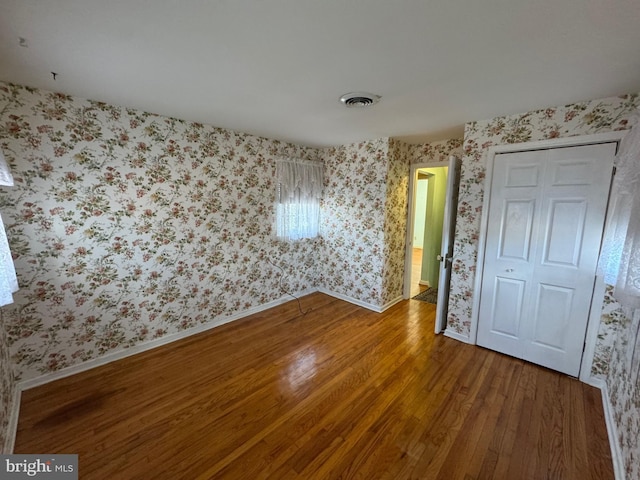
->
470, 131, 626, 383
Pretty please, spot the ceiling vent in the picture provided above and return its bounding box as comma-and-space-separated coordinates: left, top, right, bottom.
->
339, 92, 381, 108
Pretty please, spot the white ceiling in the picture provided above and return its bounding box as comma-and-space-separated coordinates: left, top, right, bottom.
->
1, 0, 639, 147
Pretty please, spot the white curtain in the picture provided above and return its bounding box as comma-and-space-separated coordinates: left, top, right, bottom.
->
275, 158, 323, 241
0, 149, 17, 306
599, 108, 640, 308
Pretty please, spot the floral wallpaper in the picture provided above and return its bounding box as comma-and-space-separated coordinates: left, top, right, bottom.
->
592, 285, 628, 377
318, 139, 390, 306
0, 309, 14, 453
407, 138, 463, 165
382, 140, 411, 305
0, 82, 322, 382
607, 304, 640, 479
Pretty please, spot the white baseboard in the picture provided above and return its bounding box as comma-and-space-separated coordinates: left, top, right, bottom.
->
18, 289, 317, 391
588, 377, 625, 480
317, 288, 384, 313
583, 376, 606, 389
3, 386, 20, 454
418, 280, 431, 287
379, 295, 404, 312
443, 329, 472, 344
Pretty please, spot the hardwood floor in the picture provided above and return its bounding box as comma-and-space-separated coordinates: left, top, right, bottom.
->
14, 293, 613, 479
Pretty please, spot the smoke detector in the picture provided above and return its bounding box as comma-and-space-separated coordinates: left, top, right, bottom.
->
339, 92, 381, 108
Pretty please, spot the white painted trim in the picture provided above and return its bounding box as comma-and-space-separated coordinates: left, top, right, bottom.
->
417, 161, 450, 167
589, 378, 625, 480
403, 161, 449, 299
582, 376, 605, 390
380, 295, 404, 312
488, 131, 627, 154
3, 386, 20, 454
403, 164, 419, 299
443, 328, 472, 344
418, 280, 430, 287
470, 132, 626, 370
18, 289, 317, 391
317, 288, 384, 313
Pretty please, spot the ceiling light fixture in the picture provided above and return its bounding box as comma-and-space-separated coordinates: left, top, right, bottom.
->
339, 92, 381, 108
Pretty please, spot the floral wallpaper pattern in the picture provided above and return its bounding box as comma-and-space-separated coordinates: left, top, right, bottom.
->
0, 82, 322, 382
592, 285, 628, 377
382, 140, 411, 305
318, 139, 390, 306
407, 138, 463, 165
607, 305, 640, 479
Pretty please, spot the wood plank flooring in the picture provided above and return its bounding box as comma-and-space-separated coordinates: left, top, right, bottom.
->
14, 293, 613, 479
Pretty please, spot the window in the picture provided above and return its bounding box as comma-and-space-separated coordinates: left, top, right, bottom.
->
599, 111, 640, 308
275, 158, 323, 241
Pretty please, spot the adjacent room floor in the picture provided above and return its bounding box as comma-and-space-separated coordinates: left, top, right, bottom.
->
14, 293, 613, 479
411, 247, 428, 298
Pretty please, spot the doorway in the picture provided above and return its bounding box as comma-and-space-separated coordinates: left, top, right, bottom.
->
410, 166, 448, 297
404, 156, 461, 335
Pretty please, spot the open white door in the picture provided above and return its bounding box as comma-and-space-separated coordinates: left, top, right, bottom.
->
435, 155, 461, 333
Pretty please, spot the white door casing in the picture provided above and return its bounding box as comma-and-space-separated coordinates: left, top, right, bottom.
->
476, 142, 617, 376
